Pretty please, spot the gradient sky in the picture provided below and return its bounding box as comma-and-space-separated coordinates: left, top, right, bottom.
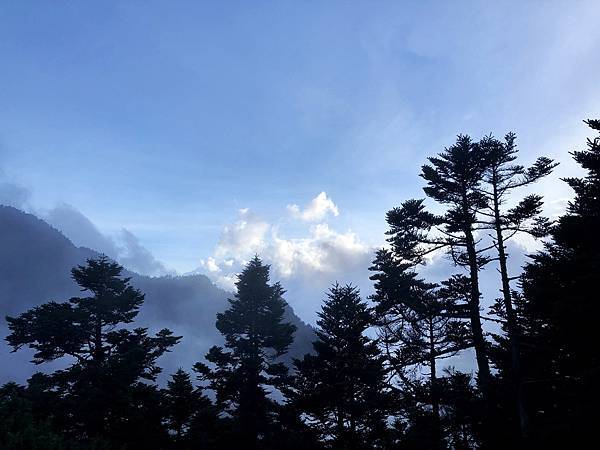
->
1, 1, 600, 321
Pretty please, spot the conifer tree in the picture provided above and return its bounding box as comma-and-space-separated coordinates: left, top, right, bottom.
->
418, 135, 493, 399
287, 284, 391, 450
370, 200, 471, 449
163, 368, 217, 449
194, 256, 296, 450
519, 119, 600, 445
477, 133, 557, 438
5, 256, 180, 447
164, 369, 197, 444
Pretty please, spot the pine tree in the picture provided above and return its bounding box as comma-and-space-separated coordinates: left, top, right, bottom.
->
287, 284, 392, 450
164, 369, 197, 443
519, 119, 600, 445
162, 368, 218, 450
418, 135, 493, 399
194, 256, 296, 450
5, 256, 181, 447
477, 133, 557, 438
370, 204, 470, 449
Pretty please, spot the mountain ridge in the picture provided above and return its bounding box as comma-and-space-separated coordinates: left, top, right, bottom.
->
0, 205, 314, 383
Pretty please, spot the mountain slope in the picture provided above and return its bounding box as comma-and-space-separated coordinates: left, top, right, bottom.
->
0, 205, 314, 383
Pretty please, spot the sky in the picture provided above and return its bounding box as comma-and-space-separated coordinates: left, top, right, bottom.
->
1, 1, 599, 323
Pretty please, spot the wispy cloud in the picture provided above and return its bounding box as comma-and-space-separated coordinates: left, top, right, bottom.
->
0, 169, 31, 210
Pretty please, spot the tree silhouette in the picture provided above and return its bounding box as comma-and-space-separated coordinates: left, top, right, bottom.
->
194, 256, 296, 450
370, 202, 471, 449
162, 368, 218, 449
5, 256, 181, 447
287, 284, 392, 450
0, 381, 66, 449
518, 119, 600, 446
419, 135, 493, 400
477, 133, 557, 438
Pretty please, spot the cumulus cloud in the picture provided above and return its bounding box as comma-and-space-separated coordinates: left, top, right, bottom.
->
199, 256, 221, 273
213, 273, 238, 292
287, 191, 339, 222
271, 223, 369, 278
214, 208, 270, 260
196, 202, 373, 323
200, 199, 371, 295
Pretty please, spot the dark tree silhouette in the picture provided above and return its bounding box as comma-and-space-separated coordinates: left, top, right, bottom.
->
5, 256, 181, 447
436, 369, 482, 450
518, 119, 600, 446
194, 256, 296, 450
3, 120, 600, 450
477, 133, 557, 438
419, 135, 493, 400
370, 200, 471, 449
164, 369, 198, 444
162, 368, 218, 449
287, 284, 392, 450
0, 381, 66, 449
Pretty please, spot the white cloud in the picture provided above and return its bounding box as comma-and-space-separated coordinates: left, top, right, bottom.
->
214, 273, 238, 291
199, 256, 221, 273
271, 223, 369, 278
214, 208, 270, 260
287, 191, 340, 222
200, 203, 371, 288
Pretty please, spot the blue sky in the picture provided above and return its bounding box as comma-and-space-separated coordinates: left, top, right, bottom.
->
1, 1, 599, 321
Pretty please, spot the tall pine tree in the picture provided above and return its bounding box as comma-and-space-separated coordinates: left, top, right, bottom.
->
194, 256, 296, 450
287, 284, 392, 450
477, 133, 557, 439
419, 135, 492, 399
371, 199, 471, 449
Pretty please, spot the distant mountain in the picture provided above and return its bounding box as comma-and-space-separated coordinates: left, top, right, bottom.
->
0, 205, 314, 383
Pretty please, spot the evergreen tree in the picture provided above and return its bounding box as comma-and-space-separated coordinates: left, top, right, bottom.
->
519, 119, 600, 446
436, 369, 482, 450
419, 135, 493, 399
370, 202, 471, 449
287, 284, 392, 450
477, 133, 557, 438
164, 369, 198, 445
194, 256, 296, 450
163, 368, 217, 450
5, 256, 181, 447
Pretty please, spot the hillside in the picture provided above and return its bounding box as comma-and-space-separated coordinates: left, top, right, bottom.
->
0, 205, 314, 383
